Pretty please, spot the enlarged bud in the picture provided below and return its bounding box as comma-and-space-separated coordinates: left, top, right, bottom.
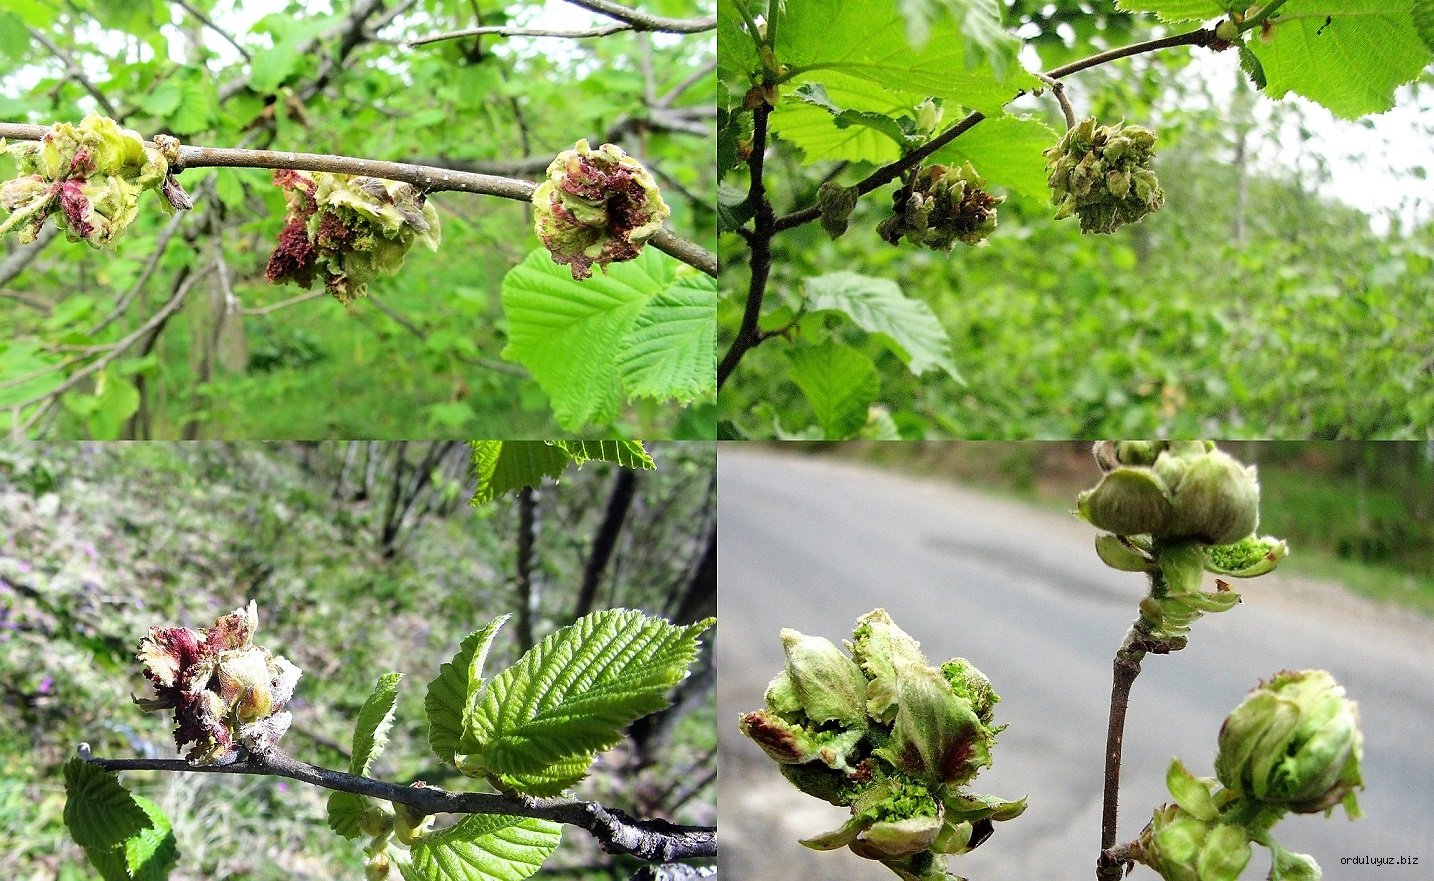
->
1045, 117, 1164, 234
741, 609, 1021, 879
134, 601, 302, 765
818, 181, 859, 239
0, 114, 177, 248
1215, 19, 1240, 42
264, 170, 440, 304
879, 162, 1004, 251
531, 139, 670, 280
914, 99, 944, 136
1135, 802, 1251, 881
1078, 443, 1261, 546
780, 628, 869, 727
1215, 670, 1364, 816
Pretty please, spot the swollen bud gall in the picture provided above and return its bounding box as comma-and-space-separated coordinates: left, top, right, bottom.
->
1044, 117, 1164, 234
531, 139, 670, 280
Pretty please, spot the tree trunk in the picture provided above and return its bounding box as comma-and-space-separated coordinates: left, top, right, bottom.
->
572, 469, 639, 619
515, 486, 541, 653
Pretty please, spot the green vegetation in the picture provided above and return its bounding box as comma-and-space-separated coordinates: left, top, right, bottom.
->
0, 0, 717, 438
717, 0, 1434, 438
0, 441, 716, 880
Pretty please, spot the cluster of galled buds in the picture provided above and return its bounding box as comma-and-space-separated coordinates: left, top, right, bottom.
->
531, 139, 670, 280
134, 601, 301, 766
739, 609, 1024, 881
1044, 117, 1163, 234
1132, 670, 1362, 881
265, 169, 441, 304
0, 114, 189, 248
877, 161, 1004, 251
1079, 441, 1288, 641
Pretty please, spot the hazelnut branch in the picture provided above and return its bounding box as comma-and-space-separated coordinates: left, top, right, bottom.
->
0, 124, 717, 277
718, 26, 1220, 389
83, 747, 717, 863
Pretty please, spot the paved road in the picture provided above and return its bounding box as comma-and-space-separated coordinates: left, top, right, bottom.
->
717, 447, 1434, 881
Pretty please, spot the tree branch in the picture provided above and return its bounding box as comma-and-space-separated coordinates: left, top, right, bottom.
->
563, 0, 716, 34
0, 124, 717, 278
716, 100, 774, 390
27, 27, 122, 120
85, 748, 717, 862
173, 0, 253, 63
768, 26, 1216, 234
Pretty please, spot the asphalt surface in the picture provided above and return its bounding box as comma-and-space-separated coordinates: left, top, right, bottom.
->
717, 447, 1434, 881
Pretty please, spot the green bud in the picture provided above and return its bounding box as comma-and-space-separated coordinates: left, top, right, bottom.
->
1215, 19, 1240, 42
1165, 757, 1218, 822
873, 664, 990, 786
1203, 534, 1288, 578
849, 608, 928, 723
817, 181, 859, 239
1077, 467, 1176, 537
879, 161, 1004, 251
915, 98, 944, 136
1215, 670, 1364, 816
1094, 534, 1158, 572
1044, 118, 1164, 234
780, 628, 869, 727
1165, 450, 1260, 546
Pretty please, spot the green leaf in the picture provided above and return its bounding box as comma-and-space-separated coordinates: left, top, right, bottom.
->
792, 83, 921, 151
930, 114, 1060, 201
772, 74, 919, 164
326, 791, 371, 841
138, 79, 183, 118
87, 372, 140, 440
458, 610, 714, 796
1165, 757, 1218, 822
350, 672, 403, 776
774, 0, 1036, 117
618, 273, 718, 403
1415, 0, 1434, 52
160, 70, 218, 136
805, 272, 962, 381
551, 441, 656, 470
898, 0, 1021, 75
1113, 0, 1229, 21
63, 758, 178, 881
469, 442, 570, 505
1250, 1, 1433, 119
717, 0, 761, 95
0, 11, 27, 61
788, 342, 880, 439
501, 247, 677, 430
427, 616, 510, 765
399, 814, 562, 881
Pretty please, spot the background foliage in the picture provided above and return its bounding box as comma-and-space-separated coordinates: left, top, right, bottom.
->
716, 0, 1434, 440
0, 0, 716, 439
0, 440, 716, 880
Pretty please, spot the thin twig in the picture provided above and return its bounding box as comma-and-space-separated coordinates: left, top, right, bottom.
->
10, 264, 207, 429
27, 28, 121, 119
715, 100, 773, 390
1036, 73, 1077, 129
563, 0, 716, 33
0, 125, 717, 277
658, 59, 717, 108
240, 289, 328, 316
86, 748, 717, 862
0, 226, 62, 286
173, 0, 253, 63
409, 23, 635, 45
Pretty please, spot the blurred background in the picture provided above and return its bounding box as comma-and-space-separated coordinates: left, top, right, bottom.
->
717, 441, 1434, 879
0, 440, 715, 880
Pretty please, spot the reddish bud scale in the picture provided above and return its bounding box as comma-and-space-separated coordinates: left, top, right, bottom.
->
57, 181, 93, 238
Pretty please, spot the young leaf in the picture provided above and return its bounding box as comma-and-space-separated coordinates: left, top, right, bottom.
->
787, 342, 881, 440
929, 114, 1060, 201
503, 247, 695, 430
617, 273, 719, 403
63, 758, 179, 881
399, 814, 562, 881
350, 672, 403, 776
326, 791, 371, 841
1113, 0, 1226, 22
63, 758, 153, 851
458, 610, 714, 796
1249, 1, 1432, 119
427, 616, 511, 765
469, 442, 571, 505
551, 441, 656, 470
804, 272, 963, 381
774, 0, 1036, 117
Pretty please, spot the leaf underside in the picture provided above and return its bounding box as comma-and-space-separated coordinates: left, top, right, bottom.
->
398, 814, 562, 881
